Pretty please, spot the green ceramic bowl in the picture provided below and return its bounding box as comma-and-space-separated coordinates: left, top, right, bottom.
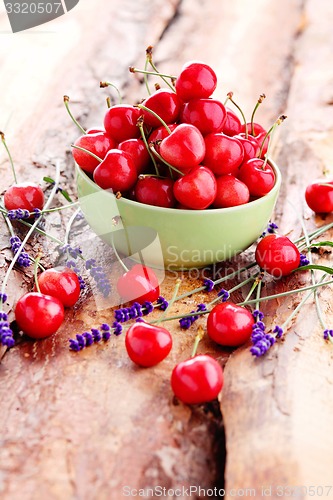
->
76, 161, 281, 270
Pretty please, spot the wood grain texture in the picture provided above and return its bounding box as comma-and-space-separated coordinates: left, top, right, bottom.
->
0, 0, 333, 498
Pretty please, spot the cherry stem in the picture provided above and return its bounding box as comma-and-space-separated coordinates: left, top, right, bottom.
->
71, 144, 103, 163
149, 144, 185, 177
317, 183, 333, 188
129, 67, 177, 80
63, 96, 86, 135
255, 278, 262, 313
99, 82, 122, 104
191, 326, 205, 357
145, 46, 176, 92
260, 115, 287, 166
155, 279, 181, 325
0, 131, 18, 184
238, 275, 333, 306
110, 233, 129, 273
137, 119, 160, 176
250, 94, 266, 136
243, 276, 261, 304
34, 255, 42, 293
227, 92, 248, 138
143, 55, 151, 95
106, 97, 111, 109
136, 104, 172, 134
0, 160, 61, 303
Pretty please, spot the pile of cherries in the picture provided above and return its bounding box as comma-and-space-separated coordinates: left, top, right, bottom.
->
72, 60, 277, 210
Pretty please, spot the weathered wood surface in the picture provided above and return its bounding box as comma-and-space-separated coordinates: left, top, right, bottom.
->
0, 0, 333, 498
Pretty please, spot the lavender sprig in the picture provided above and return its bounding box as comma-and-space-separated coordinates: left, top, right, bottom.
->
203, 279, 215, 292
179, 303, 207, 330
10, 236, 31, 267
299, 253, 310, 267
85, 258, 111, 297
0, 311, 15, 348
69, 322, 123, 351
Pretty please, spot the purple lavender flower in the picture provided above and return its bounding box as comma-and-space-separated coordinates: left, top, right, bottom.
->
114, 302, 147, 323
69, 322, 121, 351
299, 254, 310, 267
273, 325, 284, 339
0, 312, 15, 348
217, 289, 230, 302
7, 208, 31, 220
323, 329, 333, 341
203, 279, 215, 292
179, 303, 207, 330
85, 259, 111, 297
142, 301, 154, 315
60, 244, 82, 259
267, 222, 278, 233
33, 208, 42, 218
252, 309, 264, 321
156, 296, 169, 311
65, 260, 85, 289
0, 293, 7, 304
10, 236, 30, 267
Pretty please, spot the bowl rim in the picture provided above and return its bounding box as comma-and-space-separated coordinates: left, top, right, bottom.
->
76, 158, 281, 215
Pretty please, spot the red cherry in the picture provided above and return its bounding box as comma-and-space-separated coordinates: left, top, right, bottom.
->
72, 133, 115, 174
255, 234, 301, 277
142, 89, 181, 128
171, 355, 223, 405
104, 104, 141, 143
180, 98, 227, 136
234, 133, 260, 162
305, 180, 333, 213
238, 158, 275, 197
125, 322, 172, 367
135, 176, 176, 208
37, 267, 80, 308
222, 108, 242, 136
93, 149, 137, 192
148, 124, 178, 157
86, 127, 105, 134
159, 124, 205, 172
204, 133, 244, 176
207, 302, 254, 346
175, 61, 217, 102
255, 131, 270, 159
15, 292, 64, 339
4, 182, 44, 212
213, 175, 250, 208
117, 264, 160, 304
118, 138, 150, 175
173, 166, 217, 210
241, 122, 267, 137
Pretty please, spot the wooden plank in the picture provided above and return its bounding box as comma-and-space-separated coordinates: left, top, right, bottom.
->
0, 0, 332, 498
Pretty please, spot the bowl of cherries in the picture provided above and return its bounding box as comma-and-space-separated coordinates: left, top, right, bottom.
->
73, 57, 282, 270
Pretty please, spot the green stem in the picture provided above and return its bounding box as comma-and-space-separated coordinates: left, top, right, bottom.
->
63, 96, 86, 135
255, 279, 262, 311
71, 144, 102, 163
137, 104, 172, 134
149, 144, 185, 177
227, 92, 248, 138
130, 68, 177, 79
147, 59, 176, 92
250, 94, 266, 136
143, 56, 151, 96
259, 115, 287, 163
208, 276, 255, 307
110, 233, 129, 273
238, 276, 333, 306
0, 131, 18, 183
99, 82, 122, 104
243, 278, 259, 304
156, 279, 181, 325
0, 201, 79, 218
0, 161, 61, 304
191, 326, 205, 357
137, 120, 160, 176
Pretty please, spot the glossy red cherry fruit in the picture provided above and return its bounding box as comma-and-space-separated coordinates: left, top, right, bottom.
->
117, 264, 160, 304
241, 122, 267, 137
125, 322, 172, 367
159, 124, 205, 172
37, 267, 80, 308
104, 104, 141, 143
180, 98, 227, 136
223, 108, 242, 136
173, 166, 217, 210
213, 175, 250, 208
255, 234, 300, 277
204, 133, 244, 176
234, 133, 260, 163
93, 149, 137, 192
118, 138, 150, 175
148, 123, 178, 157
142, 89, 181, 128
135, 176, 176, 208
305, 180, 333, 213
72, 132, 115, 174
238, 158, 275, 197
175, 61, 217, 102
207, 302, 254, 346
171, 355, 223, 405
15, 292, 64, 339
4, 182, 44, 212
